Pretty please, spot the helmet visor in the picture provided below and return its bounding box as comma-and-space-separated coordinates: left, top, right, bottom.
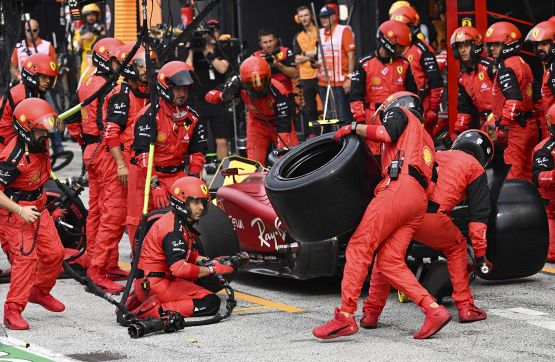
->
33, 114, 58, 134
241, 74, 270, 94
168, 70, 198, 87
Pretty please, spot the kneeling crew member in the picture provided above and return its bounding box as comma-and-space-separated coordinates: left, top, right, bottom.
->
0, 98, 65, 330
362, 130, 494, 328
131, 176, 233, 318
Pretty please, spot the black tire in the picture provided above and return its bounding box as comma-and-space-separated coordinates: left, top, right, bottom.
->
196, 205, 240, 258
264, 133, 381, 242
482, 180, 549, 280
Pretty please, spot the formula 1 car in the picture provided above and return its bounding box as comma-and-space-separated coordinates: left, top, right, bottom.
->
209, 133, 548, 299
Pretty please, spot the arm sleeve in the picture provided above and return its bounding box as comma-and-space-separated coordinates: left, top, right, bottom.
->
467, 171, 490, 258
163, 231, 201, 279
274, 88, 292, 133
49, 44, 57, 60
349, 60, 366, 119
405, 65, 418, 95
0, 161, 21, 188
187, 121, 207, 175
548, 68, 555, 94
342, 28, 355, 53
379, 107, 409, 143
104, 87, 131, 149
284, 48, 296, 68
532, 147, 555, 189
131, 112, 152, 156
10, 49, 18, 68
497, 66, 525, 125
456, 82, 476, 133
420, 48, 443, 110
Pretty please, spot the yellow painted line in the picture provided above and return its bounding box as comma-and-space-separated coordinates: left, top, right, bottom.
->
119, 261, 304, 313
542, 265, 555, 274
234, 306, 273, 312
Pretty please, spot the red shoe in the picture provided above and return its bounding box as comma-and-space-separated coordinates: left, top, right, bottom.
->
313, 308, 358, 340
413, 305, 451, 339
456, 302, 487, 323
29, 287, 65, 312
89, 272, 125, 294
106, 267, 130, 281
360, 309, 380, 329
3, 303, 29, 330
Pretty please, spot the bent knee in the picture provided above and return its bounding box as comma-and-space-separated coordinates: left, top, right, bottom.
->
192, 293, 221, 317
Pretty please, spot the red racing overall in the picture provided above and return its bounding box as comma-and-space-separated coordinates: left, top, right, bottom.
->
366, 150, 489, 315
349, 54, 417, 154
104, 83, 149, 247
0, 139, 64, 316
341, 106, 437, 314
532, 138, 555, 262
492, 55, 538, 180
405, 38, 444, 135
132, 212, 216, 317
456, 57, 495, 134
128, 101, 207, 238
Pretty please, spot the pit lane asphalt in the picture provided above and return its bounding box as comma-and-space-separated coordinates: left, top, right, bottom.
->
1, 140, 554, 361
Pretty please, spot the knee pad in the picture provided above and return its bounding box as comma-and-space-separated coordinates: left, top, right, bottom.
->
192, 294, 221, 317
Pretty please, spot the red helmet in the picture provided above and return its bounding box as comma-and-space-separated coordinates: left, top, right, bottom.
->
388, 1, 411, 16
239, 56, 271, 98
451, 129, 494, 167
21, 53, 57, 89
389, 6, 420, 36
484, 21, 522, 58
376, 91, 423, 123
549, 16, 555, 25
13, 98, 57, 149
450, 26, 484, 60
116, 43, 158, 81
525, 21, 555, 62
157, 61, 198, 102
169, 176, 210, 220
92, 37, 123, 73
377, 20, 412, 56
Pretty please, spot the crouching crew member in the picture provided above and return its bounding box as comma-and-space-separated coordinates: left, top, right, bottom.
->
0, 98, 65, 330
362, 130, 494, 328
128, 61, 207, 241
205, 56, 299, 166
130, 176, 233, 318
532, 103, 555, 263
313, 92, 451, 340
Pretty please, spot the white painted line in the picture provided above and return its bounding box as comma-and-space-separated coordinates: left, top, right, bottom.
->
0, 336, 77, 361
489, 307, 555, 332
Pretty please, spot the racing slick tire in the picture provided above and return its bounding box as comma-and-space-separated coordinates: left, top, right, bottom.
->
197, 205, 241, 259
265, 133, 381, 242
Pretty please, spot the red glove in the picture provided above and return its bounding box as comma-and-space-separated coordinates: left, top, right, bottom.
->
205, 90, 223, 104
496, 125, 509, 148
334, 124, 354, 142
211, 260, 234, 275
136, 153, 149, 168
151, 185, 169, 209
350, 101, 366, 122
425, 109, 438, 129
276, 132, 291, 149
454, 113, 471, 135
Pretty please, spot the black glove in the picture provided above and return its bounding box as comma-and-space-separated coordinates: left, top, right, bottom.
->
474, 256, 493, 275
221, 75, 240, 102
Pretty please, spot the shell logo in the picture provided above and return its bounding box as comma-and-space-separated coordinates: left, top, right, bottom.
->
387, 30, 394, 37
510, 32, 516, 39
396, 66, 403, 75
50, 61, 57, 71
200, 184, 208, 195
30, 171, 40, 182
157, 132, 167, 142
422, 146, 433, 166
121, 52, 127, 60
26, 61, 32, 68
486, 28, 493, 38
173, 187, 180, 195
371, 77, 381, 86
159, 72, 165, 81
99, 46, 106, 53
532, 28, 539, 40
20, 115, 26, 122
478, 72, 484, 81
456, 31, 465, 41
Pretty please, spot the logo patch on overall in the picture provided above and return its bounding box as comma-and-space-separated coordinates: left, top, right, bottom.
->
396, 66, 403, 75
30, 171, 40, 183
408, 54, 413, 62
423, 146, 433, 166
478, 71, 484, 80
157, 132, 166, 142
